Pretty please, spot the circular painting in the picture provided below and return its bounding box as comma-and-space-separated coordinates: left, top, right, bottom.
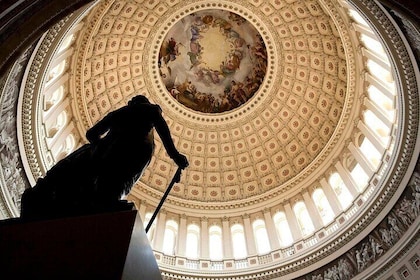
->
159, 10, 267, 113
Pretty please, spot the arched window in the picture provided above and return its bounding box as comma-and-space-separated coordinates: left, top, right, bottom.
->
312, 189, 335, 225
162, 220, 178, 255
359, 134, 381, 169
273, 212, 293, 246
185, 224, 200, 259
367, 85, 395, 121
55, 134, 76, 161
231, 224, 247, 259
293, 202, 315, 236
329, 172, 353, 209
64, 134, 75, 151
366, 59, 393, 84
363, 110, 391, 143
44, 85, 64, 111
360, 34, 385, 57
348, 9, 369, 27
47, 59, 66, 84
209, 225, 223, 260
350, 163, 369, 191
47, 110, 68, 138
252, 219, 270, 255
58, 34, 74, 53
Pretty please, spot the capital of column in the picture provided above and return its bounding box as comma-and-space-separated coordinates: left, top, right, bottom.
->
263, 207, 271, 214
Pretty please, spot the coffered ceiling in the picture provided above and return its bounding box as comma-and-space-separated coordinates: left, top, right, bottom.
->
70, 0, 356, 208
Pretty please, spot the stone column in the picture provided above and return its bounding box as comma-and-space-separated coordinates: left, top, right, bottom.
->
152, 210, 166, 251
283, 202, 302, 241
335, 161, 359, 198
302, 191, 324, 229
361, 47, 389, 70
137, 199, 147, 221
200, 217, 209, 259
177, 214, 187, 257
263, 209, 280, 250
363, 98, 393, 129
348, 142, 376, 177
222, 217, 233, 258
320, 178, 343, 215
365, 72, 394, 100
242, 214, 257, 255
357, 121, 386, 154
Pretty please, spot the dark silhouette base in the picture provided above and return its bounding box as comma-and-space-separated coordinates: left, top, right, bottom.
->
0, 208, 162, 280
20, 144, 134, 220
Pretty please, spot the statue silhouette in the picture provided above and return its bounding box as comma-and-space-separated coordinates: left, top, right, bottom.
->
21, 95, 188, 219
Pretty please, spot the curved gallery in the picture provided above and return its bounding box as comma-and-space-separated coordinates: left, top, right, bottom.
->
0, 0, 419, 279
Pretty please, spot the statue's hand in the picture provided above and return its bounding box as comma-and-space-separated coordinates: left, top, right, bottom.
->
173, 167, 182, 183
174, 153, 189, 169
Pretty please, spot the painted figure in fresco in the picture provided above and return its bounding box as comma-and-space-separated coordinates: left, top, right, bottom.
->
160, 37, 180, 65
21, 95, 188, 219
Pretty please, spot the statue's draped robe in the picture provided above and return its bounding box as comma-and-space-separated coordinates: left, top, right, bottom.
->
21, 102, 183, 218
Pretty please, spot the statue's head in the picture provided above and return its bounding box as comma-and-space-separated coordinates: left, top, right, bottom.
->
129, 95, 150, 106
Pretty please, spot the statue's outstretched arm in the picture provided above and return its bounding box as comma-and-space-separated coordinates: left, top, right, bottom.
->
86, 112, 113, 143
154, 107, 189, 169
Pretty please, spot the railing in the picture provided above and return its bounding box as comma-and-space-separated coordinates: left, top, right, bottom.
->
162, 255, 176, 266
235, 259, 249, 269
280, 246, 295, 257
257, 254, 272, 265
345, 204, 358, 220
211, 261, 224, 270
303, 235, 318, 248
325, 221, 339, 235
185, 259, 199, 270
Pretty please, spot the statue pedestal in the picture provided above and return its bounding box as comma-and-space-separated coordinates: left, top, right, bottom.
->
0, 208, 162, 280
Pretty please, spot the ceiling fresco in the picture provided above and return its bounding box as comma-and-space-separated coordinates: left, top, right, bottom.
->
159, 10, 267, 113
